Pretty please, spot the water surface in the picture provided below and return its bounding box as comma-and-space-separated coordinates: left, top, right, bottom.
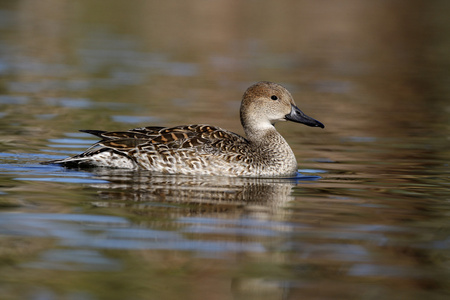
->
0, 1, 449, 300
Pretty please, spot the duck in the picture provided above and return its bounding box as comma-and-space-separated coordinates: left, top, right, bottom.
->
44, 81, 324, 177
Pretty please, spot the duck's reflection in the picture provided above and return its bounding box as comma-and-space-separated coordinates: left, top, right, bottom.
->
75, 168, 320, 300
83, 168, 318, 214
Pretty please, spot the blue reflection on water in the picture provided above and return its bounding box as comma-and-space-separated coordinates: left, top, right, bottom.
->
0, 212, 266, 254
0, 153, 109, 184
16, 177, 109, 184
48, 138, 97, 145
0, 212, 267, 270
43, 97, 93, 108
348, 264, 422, 278
0, 95, 29, 104
111, 115, 161, 124
23, 249, 122, 271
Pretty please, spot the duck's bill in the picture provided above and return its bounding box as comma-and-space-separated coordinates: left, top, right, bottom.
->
285, 104, 325, 128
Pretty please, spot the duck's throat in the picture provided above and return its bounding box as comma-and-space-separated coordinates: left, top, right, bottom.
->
248, 128, 297, 170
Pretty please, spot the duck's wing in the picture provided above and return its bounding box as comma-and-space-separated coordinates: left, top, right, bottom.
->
79, 126, 166, 139
44, 125, 248, 167
80, 125, 247, 147
131, 125, 249, 155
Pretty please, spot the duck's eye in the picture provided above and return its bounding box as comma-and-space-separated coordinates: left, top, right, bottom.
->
270, 95, 278, 100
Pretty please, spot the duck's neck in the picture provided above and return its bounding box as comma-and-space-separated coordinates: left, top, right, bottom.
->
244, 125, 298, 175
245, 126, 290, 151
244, 123, 277, 143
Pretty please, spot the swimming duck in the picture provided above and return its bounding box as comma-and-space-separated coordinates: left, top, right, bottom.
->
45, 81, 324, 176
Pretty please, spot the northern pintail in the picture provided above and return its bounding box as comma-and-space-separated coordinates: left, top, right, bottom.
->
45, 81, 324, 176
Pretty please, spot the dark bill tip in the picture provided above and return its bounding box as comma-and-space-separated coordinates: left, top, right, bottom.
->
285, 104, 325, 128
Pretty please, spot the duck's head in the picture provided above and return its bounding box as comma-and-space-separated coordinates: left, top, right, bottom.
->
240, 81, 324, 132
